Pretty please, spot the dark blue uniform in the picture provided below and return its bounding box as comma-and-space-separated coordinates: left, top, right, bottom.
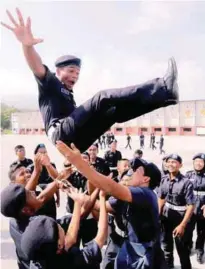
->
104, 150, 122, 179
35, 58, 178, 152
108, 187, 166, 269
158, 173, 195, 269
10, 158, 33, 169
186, 169, 205, 258
139, 134, 145, 149
90, 157, 110, 176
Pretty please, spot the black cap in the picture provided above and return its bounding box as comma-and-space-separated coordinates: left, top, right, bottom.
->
193, 153, 205, 161
130, 158, 161, 189
21, 216, 58, 260
55, 55, 81, 68
1, 184, 26, 218
166, 154, 182, 164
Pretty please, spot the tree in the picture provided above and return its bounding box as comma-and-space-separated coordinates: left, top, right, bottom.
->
1, 103, 19, 130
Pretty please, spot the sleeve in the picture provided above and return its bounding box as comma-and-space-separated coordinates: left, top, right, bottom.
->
184, 180, 196, 205
34, 65, 59, 92
108, 196, 124, 213
157, 178, 167, 199
67, 241, 102, 267
128, 186, 151, 205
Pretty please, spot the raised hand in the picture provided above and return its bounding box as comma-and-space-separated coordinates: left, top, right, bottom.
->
67, 188, 87, 206
1, 8, 43, 46
56, 141, 82, 164
33, 153, 42, 172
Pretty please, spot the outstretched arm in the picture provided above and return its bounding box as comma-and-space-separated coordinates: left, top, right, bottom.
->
56, 141, 132, 202
1, 8, 45, 78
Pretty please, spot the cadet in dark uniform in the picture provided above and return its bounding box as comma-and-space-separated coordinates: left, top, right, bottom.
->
104, 140, 122, 179
159, 135, 165, 154
1, 9, 179, 153
186, 153, 205, 264
10, 145, 33, 169
20, 189, 108, 269
66, 152, 99, 247
125, 134, 132, 149
102, 135, 106, 149
88, 143, 110, 176
139, 133, 145, 149
29, 143, 60, 208
158, 154, 195, 269
56, 141, 167, 269
152, 134, 157, 150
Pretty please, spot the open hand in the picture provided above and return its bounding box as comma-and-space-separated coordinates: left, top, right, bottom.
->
56, 141, 82, 165
67, 188, 87, 206
173, 224, 185, 238
1, 8, 43, 46
34, 153, 42, 172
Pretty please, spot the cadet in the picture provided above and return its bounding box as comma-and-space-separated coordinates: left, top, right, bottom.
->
88, 143, 110, 176
158, 154, 195, 269
159, 135, 165, 155
56, 141, 167, 269
186, 153, 205, 264
139, 133, 145, 149
1, 9, 178, 153
152, 134, 157, 150
66, 152, 99, 247
10, 145, 33, 169
20, 189, 108, 269
104, 140, 122, 179
125, 134, 132, 149
102, 134, 106, 149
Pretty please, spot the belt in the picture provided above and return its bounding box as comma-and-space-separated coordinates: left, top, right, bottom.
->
165, 202, 186, 211
47, 122, 60, 142
194, 190, 205, 196
110, 167, 117, 171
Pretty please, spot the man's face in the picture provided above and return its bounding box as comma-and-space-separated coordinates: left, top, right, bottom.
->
110, 142, 117, 151
15, 167, 31, 185
117, 160, 130, 176
193, 158, 204, 171
81, 154, 90, 164
134, 153, 142, 159
37, 147, 47, 154
56, 65, 80, 89
167, 159, 182, 173
162, 160, 168, 170
88, 145, 98, 159
122, 167, 149, 187
16, 148, 25, 159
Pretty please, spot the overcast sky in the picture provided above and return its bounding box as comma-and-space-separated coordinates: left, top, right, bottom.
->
0, 0, 205, 106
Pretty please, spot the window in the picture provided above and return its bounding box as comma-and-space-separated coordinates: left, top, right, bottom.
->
41, 128, 45, 132
35, 129, 38, 132
168, 128, 176, 132
154, 128, 162, 132
183, 128, 191, 132
141, 128, 148, 132
116, 127, 123, 132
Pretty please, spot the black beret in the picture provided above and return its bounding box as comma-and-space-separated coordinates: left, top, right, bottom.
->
1, 183, 26, 218
130, 158, 161, 188
166, 154, 182, 164
55, 55, 81, 68
21, 216, 58, 260
162, 154, 170, 161
193, 153, 205, 161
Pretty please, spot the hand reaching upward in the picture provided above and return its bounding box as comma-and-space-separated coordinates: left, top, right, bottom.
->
1, 8, 43, 46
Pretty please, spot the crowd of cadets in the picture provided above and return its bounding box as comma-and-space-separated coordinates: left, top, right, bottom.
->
1, 140, 205, 269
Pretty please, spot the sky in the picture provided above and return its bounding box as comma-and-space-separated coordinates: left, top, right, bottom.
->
0, 0, 205, 108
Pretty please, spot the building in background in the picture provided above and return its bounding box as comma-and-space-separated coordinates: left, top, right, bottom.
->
11, 100, 205, 136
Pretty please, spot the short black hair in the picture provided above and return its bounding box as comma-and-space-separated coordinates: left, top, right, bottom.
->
8, 164, 24, 182
15, 145, 24, 152
82, 151, 90, 160
134, 149, 143, 155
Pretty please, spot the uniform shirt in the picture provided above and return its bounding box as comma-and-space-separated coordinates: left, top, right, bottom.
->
186, 170, 205, 217
9, 215, 72, 269
104, 150, 122, 168
29, 163, 56, 184
127, 135, 131, 141
66, 171, 87, 213
90, 157, 110, 176
35, 66, 76, 133
10, 158, 33, 169
160, 137, 164, 146
109, 187, 159, 243
158, 173, 195, 218
139, 135, 144, 141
